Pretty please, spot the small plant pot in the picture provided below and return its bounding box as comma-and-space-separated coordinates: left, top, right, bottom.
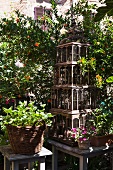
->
78, 140, 90, 150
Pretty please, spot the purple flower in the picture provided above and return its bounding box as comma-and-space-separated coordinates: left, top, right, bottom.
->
71, 125, 96, 142
79, 137, 84, 141
72, 128, 77, 133
79, 137, 87, 141
91, 126, 96, 131
82, 130, 87, 134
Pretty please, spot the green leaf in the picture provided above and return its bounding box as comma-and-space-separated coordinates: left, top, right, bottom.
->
94, 0, 113, 21
106, 76, 113, 83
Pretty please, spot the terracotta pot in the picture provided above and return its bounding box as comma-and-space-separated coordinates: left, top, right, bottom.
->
78, 140, 90, 150
90, 134, 113, 147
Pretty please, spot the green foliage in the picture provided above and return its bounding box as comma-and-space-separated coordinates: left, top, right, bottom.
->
64, 0, 113, 89
0, 0, 113, 141
45, 0, 71, 44
0, 10, 56, 103
86, 97, 113, 136
64, 154, 79, 170
82, 9, 113, 89
94, 0, 113, 22
0, 0, 113, 103
106, 76, 113, 83
0, 101, 53, 127
48, 0, 108, 89
77, 57, 96, 76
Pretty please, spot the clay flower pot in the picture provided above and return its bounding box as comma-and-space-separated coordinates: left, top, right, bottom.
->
78, 139, 90, 150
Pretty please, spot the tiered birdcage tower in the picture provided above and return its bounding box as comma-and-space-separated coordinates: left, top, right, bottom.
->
49, 26, 100, 146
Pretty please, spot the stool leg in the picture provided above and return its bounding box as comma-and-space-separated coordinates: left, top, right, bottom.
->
12, 161, 19, 170
38, 157, 45, 170
4, 157, 10, 170
52, 145, 58, 170
111, 152, 113, 170
79, 156, 88, 170
28, 162, 34, 170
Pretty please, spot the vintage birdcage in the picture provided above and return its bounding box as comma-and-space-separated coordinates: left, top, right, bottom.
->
49, 25, 100, 146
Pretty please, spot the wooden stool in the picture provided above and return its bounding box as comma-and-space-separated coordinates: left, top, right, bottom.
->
0, 145, 52, 170
48, 139, 113, 170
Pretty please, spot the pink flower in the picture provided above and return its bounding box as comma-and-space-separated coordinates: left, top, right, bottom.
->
72, 128, 77, 133
79, 137, 84, 141
79, 137, 87, 141
82, 130, 87, 134
6, 99, 9, 104
72, 134, 76, 138
82, 138, 87, 141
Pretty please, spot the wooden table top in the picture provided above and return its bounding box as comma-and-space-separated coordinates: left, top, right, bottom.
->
0, 145, 52, 161
48, 139, 113, 157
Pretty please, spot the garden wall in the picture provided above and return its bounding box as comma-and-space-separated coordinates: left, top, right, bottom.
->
0, 0, 100, 19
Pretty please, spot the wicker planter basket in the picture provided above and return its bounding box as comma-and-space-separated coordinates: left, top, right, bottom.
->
6, 122, 46, 155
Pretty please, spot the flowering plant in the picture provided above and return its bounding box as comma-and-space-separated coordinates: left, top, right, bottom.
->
71, 126, 96, 142
0, 10, 55, 104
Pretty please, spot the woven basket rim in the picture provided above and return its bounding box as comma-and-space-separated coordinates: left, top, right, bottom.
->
5, 121, 46, 129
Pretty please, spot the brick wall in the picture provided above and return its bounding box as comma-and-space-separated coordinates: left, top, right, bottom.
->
0, 0, 100, 18
0, 0, 11, 17
0, 0, 36, 18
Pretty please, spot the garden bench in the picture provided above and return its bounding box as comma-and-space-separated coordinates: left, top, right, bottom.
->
0, 145, 52, 170
48, 139, 113, 170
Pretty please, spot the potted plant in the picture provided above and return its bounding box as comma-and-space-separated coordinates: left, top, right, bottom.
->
87, 97, 113, 146
71, 125, 96, 149
0, 101, 53, 154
